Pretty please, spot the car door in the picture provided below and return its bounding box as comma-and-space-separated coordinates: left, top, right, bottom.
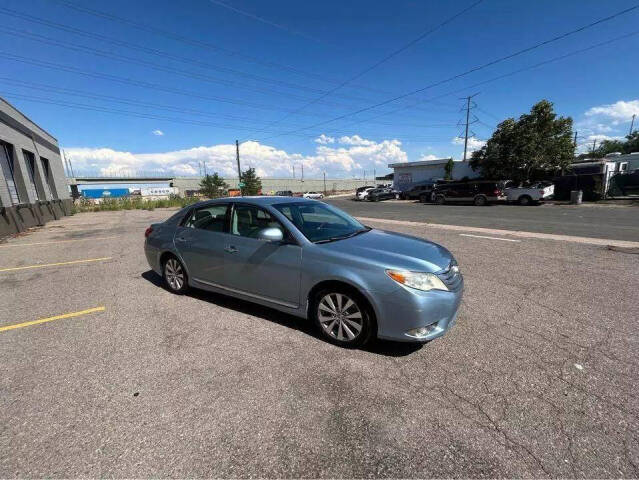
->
174, 203, 230, 285
222, 203, 302, 308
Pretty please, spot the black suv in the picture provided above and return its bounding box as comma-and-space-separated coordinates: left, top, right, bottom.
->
399, 183, 434, 200
432, 181, 506, 206
275, 190, 293, 196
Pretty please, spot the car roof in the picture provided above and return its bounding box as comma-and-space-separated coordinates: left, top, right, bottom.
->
197, 196, 319, 207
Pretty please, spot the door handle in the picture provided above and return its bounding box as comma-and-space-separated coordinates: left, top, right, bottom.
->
176, 236, 188, 242
224, 245, 238, 253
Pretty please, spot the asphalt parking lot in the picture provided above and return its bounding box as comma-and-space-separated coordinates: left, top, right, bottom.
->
1, 205, 638, 477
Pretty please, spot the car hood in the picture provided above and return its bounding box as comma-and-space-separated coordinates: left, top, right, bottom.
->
320, 228, 454, 273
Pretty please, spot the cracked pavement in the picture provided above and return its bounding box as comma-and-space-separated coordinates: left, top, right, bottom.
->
1, 207, 637, 477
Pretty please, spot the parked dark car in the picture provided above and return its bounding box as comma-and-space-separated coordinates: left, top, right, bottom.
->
355, 185, 376, 200
400, 183, 434, 200
367, 187, 396, 202
275, 190, 293, 196
432, 180, 506, 206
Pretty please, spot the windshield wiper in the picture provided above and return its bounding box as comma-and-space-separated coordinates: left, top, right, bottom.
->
314, 227, 371, 244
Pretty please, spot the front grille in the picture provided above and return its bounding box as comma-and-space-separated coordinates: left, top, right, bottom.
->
436, 262, 463, 291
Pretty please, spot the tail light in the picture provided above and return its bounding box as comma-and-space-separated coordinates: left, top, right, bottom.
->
539, 190, 545, 196
493, 189, 502, 196
144, 226, 153, 238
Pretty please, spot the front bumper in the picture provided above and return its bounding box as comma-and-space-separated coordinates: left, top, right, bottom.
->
372, 278, 463, 342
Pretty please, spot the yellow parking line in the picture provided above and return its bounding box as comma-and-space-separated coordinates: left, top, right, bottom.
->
0, 236, 118, 248
0, 306, 105, 333
0, 257, 112, 272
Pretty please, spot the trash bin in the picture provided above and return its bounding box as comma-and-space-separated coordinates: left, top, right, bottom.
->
570, 190, 583, 205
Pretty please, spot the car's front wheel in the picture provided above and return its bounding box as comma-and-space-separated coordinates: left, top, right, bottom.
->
163, 256, 189, 294
312, 289, 374, 347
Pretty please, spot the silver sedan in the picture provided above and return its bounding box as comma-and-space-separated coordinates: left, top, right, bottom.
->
144, 197, 463, 347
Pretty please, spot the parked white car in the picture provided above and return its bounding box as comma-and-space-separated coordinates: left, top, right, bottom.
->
504, 182, 554, 205
303, 191, 324, 199
356, 187, 375, 201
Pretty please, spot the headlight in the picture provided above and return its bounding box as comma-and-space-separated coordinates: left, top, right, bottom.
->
386, 270, 448, 292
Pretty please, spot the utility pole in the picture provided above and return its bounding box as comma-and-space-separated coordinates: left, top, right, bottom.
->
373, 168, 376, 184
461, 93, 479, 162
573, 131, 578, 148
235, 140, 242, 196
292, 165, 295, 179
592, 139, 597, 155
323, 171, 327, 196
630, 114, 636, 135
301, 164, 304, 182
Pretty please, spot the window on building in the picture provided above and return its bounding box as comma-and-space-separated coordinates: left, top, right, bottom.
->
40, 157, 56, 199
0, 142, 21, 205
22, 149, 42, 201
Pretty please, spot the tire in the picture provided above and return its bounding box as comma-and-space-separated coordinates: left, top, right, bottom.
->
311, 287, 375, 348
374, 196, 380, 202
435, 194, 445, 205
163, 255, 189, 294
518, 195, 532, 206
474, 195, 488, 206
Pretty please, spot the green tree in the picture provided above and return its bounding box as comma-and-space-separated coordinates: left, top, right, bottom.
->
444, 158, 454, 180
241, 167, 262, 195
199, 173, 229, 198
470, 100, 575, 184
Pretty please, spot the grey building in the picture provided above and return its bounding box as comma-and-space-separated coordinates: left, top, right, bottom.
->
0, 97, 71, 237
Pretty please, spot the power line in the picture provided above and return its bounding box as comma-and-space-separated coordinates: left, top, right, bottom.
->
0, 51, 360, 118
0, 27, 363, 110
264, 4, 639, 140
0, 6, 383, 106
244, 0, 484, 140
48, 0, 425, 99
207, 0, 331, 46
334, 29, 639, 137
256, 3, 639, 141
0, 76, 459, 131
0, 90, 454, 143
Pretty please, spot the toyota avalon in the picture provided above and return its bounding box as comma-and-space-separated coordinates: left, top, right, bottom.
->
144, 197, 463, 347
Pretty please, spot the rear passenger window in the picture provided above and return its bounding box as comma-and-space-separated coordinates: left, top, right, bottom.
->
185, 204, 229, 232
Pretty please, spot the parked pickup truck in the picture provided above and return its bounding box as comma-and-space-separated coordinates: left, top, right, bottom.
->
504, 182, 554, 205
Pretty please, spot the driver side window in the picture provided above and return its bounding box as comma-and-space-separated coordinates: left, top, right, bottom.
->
231, 204, 285, 239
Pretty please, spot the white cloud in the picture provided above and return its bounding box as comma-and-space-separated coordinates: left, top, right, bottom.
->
314, 134, 335, 144
419, 154, 440, 161
338, 135, 375, 146
152, 130, 164, 136
576, 134, 624, 154
585, 100, 639, 124
452, 136, 486, 151
64, 137, 407, 178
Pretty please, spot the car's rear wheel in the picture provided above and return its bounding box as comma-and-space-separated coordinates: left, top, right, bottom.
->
163, 256, 189, 294
435, 194, 445, 205
313, 289, 374, 347
474, 195, 488, 206
518, 195, 532, 206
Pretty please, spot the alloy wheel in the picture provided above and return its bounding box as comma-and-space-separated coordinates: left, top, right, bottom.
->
317, 293, 363, 342
165, 258, 185, 291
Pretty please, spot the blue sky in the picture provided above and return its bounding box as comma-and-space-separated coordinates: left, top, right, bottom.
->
2, 0, 638, 178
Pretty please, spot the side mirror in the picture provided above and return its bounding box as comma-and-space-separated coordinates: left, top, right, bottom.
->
257, 227, 284, 242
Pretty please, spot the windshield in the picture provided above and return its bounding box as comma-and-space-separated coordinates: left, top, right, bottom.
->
273, 202, 368, 243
